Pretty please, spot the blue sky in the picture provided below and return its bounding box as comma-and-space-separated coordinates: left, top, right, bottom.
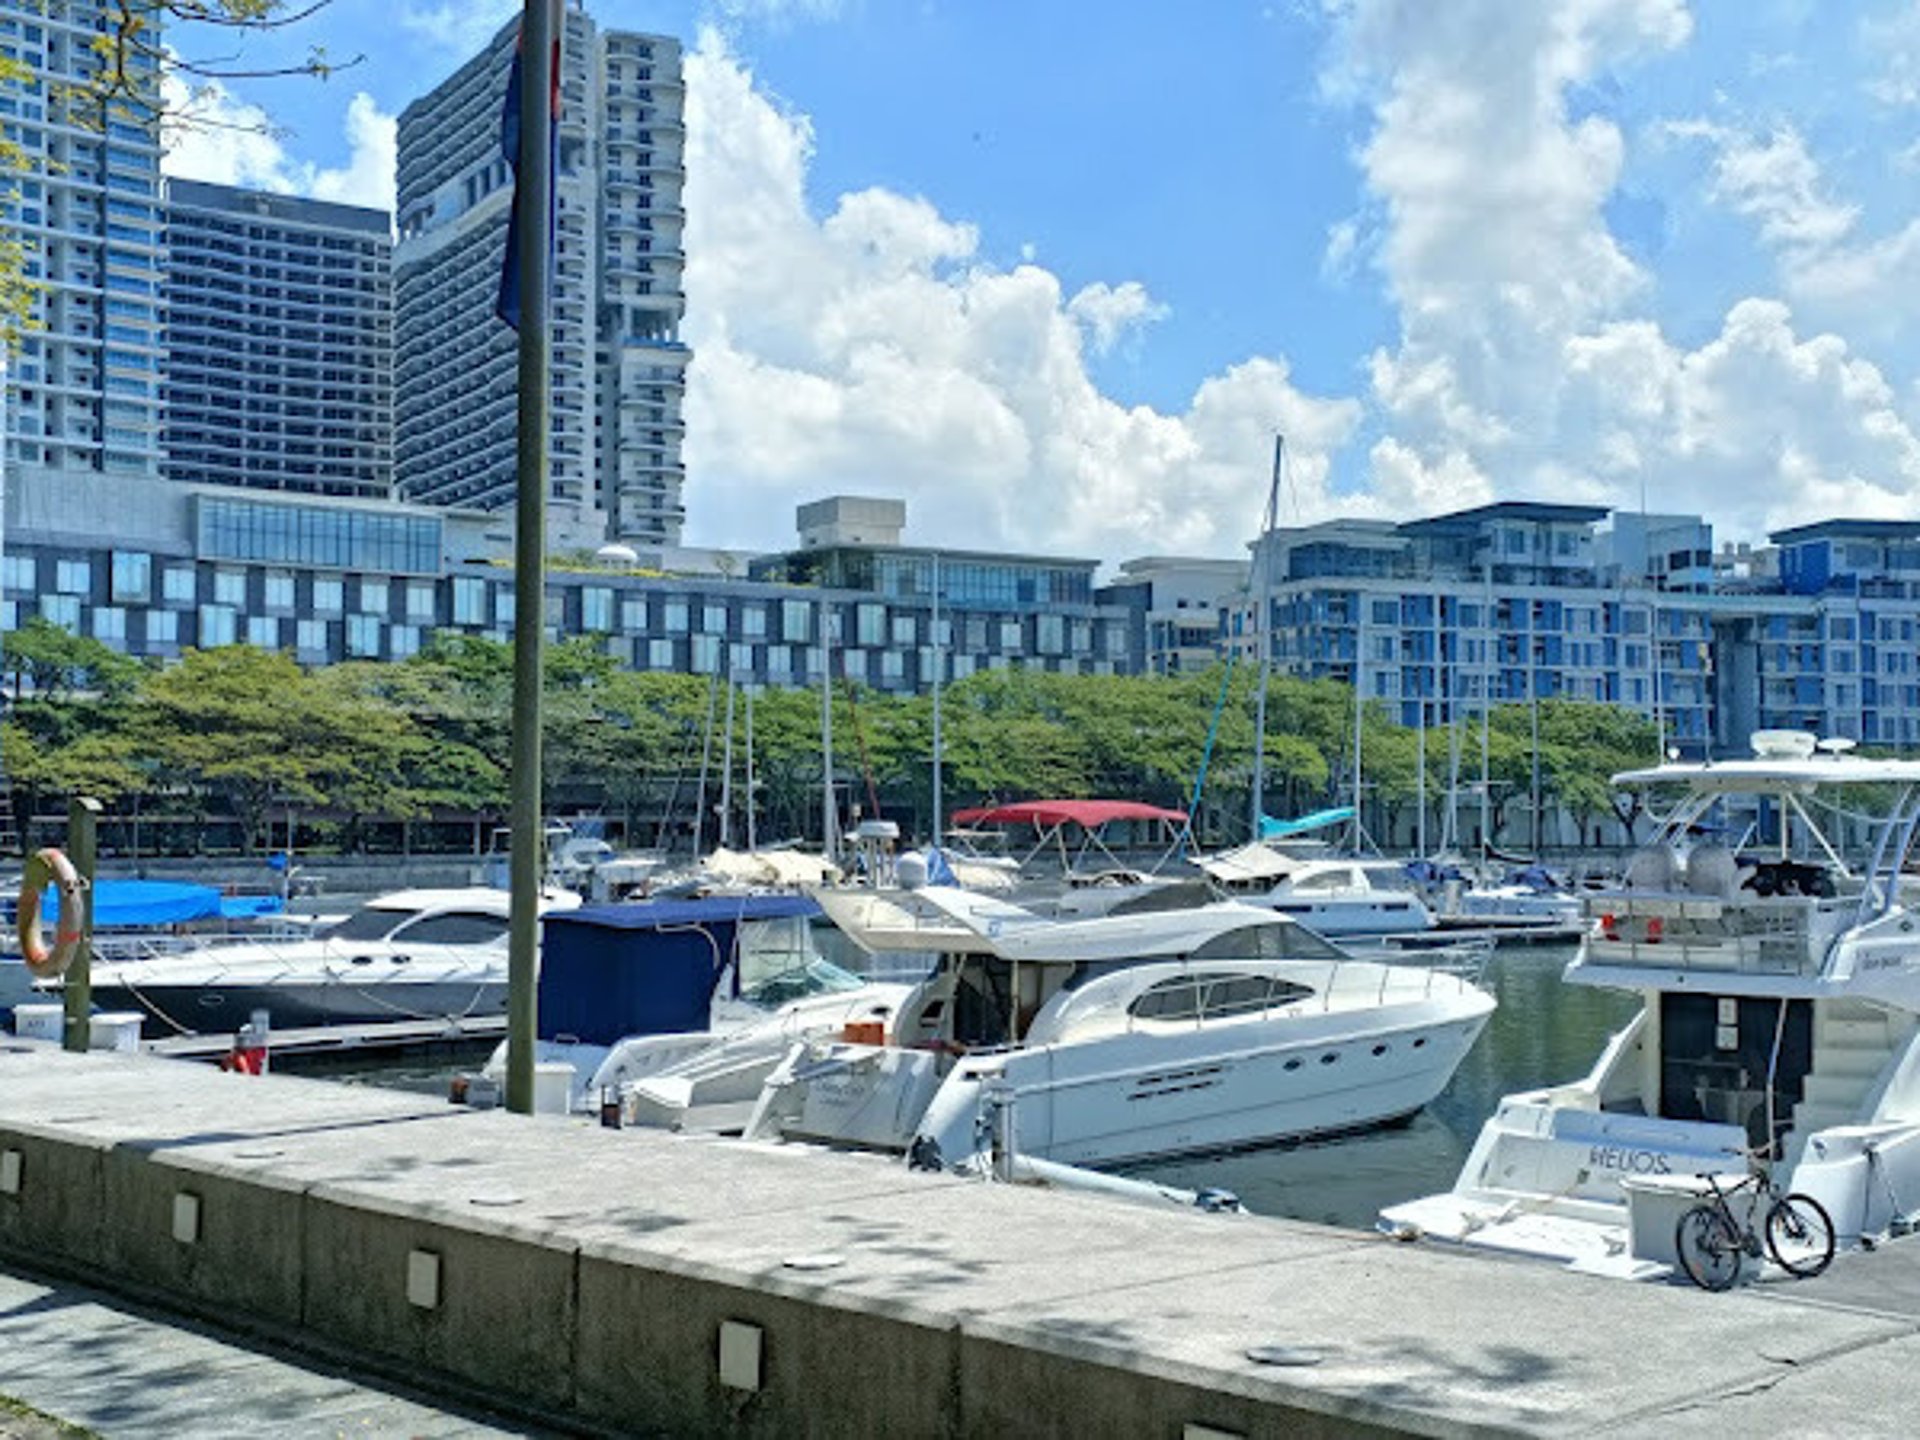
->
161, 1, 1920, 560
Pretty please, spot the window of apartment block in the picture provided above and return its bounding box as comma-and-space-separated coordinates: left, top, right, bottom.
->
162, 566, 196, 605
664, 598, 689, 632
359, 578, 389, 616
702, 603, 727, 635
39, 594, 79, 633
247, 615, 279, 648
782, 599, 811, 642
742, 604, 767, 639
314, 577, 344, 614
109, 550, 150, 602
1036, 614, 1065, 655
880, 649, 905, 682
767, 644, 791, 677
406, 582, 436, 623
2, 556, 34, 593
581, 586, 614, 632
648, 638, 674, 669
621, 596, 647, 631
730, 642, 754, 675
297, 619, 328, 655
841, 648, 867, 682
198, 604, 236, 647
390, 624, 421, 659
891, 614, 916, 647
263, 571, 295, 611
1000, 619, 1023, 651
346, 614, 381, 657
494, 590, 516, 625
452, 576, 487, 625
92, 606, 126, 645
211, 569, 245, 608
55, 559, 90, 595
856, 603, 885, 646
146, 609, 178, 646
690, 634, 720, 673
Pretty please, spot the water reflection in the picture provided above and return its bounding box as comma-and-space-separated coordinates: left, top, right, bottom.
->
1120, 943, 1640, 1229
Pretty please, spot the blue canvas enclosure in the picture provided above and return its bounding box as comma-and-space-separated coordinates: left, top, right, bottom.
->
537, 894, 820, 1046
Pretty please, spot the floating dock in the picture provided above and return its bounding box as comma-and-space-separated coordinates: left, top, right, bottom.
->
1, 1040, 1919, 1436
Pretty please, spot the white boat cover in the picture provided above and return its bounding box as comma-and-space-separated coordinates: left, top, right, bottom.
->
1193, 843, 1303, 885
703, 848, 842, 886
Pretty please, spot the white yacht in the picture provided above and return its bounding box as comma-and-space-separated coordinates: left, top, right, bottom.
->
742, 886, 1494, 1169
1193, 845, 1436, 938
82, 886, 580, 1036
1383, 731, 1920, 1274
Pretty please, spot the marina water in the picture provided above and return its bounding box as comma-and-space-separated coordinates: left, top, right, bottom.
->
340, 939, 1632, 1231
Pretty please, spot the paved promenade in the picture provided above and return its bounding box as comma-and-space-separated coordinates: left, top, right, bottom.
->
1, 1041, 1918, 1436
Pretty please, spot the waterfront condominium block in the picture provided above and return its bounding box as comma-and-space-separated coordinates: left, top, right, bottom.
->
394, 8, 689, 550
162, 180, 393, 498
0, 0, 165, 479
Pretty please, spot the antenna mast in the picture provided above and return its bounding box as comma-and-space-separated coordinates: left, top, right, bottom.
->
1250, 434, 1284, 841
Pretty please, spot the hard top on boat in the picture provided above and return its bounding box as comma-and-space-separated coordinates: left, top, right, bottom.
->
905, 885, 1339, 964
1611, 729, 1920, 791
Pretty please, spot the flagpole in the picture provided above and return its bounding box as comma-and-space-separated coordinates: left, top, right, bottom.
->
506, 0, 558, 1116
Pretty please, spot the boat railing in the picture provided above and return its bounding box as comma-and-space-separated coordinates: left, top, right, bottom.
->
1580, 891, 1841, 977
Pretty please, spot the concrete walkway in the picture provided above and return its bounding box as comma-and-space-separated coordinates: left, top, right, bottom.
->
0, 1266, 545, 1439
3, 1042, 1920, 1435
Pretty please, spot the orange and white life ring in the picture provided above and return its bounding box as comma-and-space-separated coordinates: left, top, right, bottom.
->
18, 847, 86, 980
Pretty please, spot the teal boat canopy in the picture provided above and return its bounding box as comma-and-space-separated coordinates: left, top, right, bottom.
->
1257, 806, 1355, 840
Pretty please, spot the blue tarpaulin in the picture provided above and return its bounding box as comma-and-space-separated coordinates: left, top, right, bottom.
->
1258, 806, 1355, 839
25, 880, 284, 929
539, 895, 820, 1046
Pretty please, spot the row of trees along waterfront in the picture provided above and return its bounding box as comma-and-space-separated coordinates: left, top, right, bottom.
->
0, 620, 1664, 859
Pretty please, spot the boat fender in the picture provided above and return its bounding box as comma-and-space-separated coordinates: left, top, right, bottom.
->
906, 1135, 944, 1172
1645, 916, 1664, 944
17, 847, 87, 980
1193, 1187, 1242, 1214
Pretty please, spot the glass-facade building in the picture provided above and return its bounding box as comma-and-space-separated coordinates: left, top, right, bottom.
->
162, 179, 393, 498
1244, 502, 1920, 756
2, 472, 1142, 684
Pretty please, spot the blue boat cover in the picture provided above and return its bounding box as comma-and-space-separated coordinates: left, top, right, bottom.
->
27, 879, 285, 929
539, 894, 821, 1046
1258, 805, 1355, 839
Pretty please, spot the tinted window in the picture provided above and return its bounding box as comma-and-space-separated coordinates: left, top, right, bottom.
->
1191, 924, 1343, 962
325, 907, 411, 941
395, 912, 511, 946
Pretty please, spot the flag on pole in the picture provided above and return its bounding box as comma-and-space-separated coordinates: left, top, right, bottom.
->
496, 2, 563, 330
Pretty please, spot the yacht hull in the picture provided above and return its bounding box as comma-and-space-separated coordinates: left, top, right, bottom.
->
88, 977, 506, 1037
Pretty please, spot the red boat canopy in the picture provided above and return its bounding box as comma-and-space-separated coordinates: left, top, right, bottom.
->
949, 800, 1189, 830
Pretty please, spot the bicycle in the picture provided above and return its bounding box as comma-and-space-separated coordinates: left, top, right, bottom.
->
1673, 1153, 1836, 1291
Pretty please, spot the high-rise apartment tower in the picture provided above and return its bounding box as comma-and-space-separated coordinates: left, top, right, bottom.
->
162, 179, 393, 498
393, 8, 688, 549
0, 0, 166, 480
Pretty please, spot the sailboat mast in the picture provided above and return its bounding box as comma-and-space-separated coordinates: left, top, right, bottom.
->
931, 551, 944, 848
745, 685, 757, 853
1352, 604, 1364, 853
719, 667, 737, 849
821, 608, 838, 862
1250, 434, 1283, 841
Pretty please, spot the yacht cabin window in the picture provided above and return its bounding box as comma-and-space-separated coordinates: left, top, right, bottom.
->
325, 906, 417, 942
1129, 972, 1317, 1023
397, 912, 512, 946
1190, 923, 1344, 962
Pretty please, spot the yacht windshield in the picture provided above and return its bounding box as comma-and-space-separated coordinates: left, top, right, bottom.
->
323, 906, 414, 942
735, 916, 864, 1005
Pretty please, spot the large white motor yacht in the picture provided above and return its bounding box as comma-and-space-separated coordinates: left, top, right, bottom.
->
82, 886, 580, 1036
742, 885, 1494, 1168
1192, 846, 1436, 938
1383, 731, 1920, 1274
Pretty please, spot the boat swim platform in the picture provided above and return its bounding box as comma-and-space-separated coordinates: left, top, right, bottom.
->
0, 1050, 1918, 1440
145, 1013, 507, 1065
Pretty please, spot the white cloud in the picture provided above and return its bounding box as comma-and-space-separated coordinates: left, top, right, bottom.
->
399, 2, 518, 60
1667, 121, 1858, 252
1329, 0, 1920, 540
1863, 4, 1920, 107
680, 30, 1359, 556
161, 75, 396, 216
1065, 281, 1170, 356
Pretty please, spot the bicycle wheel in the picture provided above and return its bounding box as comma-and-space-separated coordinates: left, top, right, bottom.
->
1765, 1192, 1836, 1278
1675, 1204, 1743, 1291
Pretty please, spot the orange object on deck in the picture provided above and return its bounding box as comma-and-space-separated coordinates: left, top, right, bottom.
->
841, 1019, 886, 1046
